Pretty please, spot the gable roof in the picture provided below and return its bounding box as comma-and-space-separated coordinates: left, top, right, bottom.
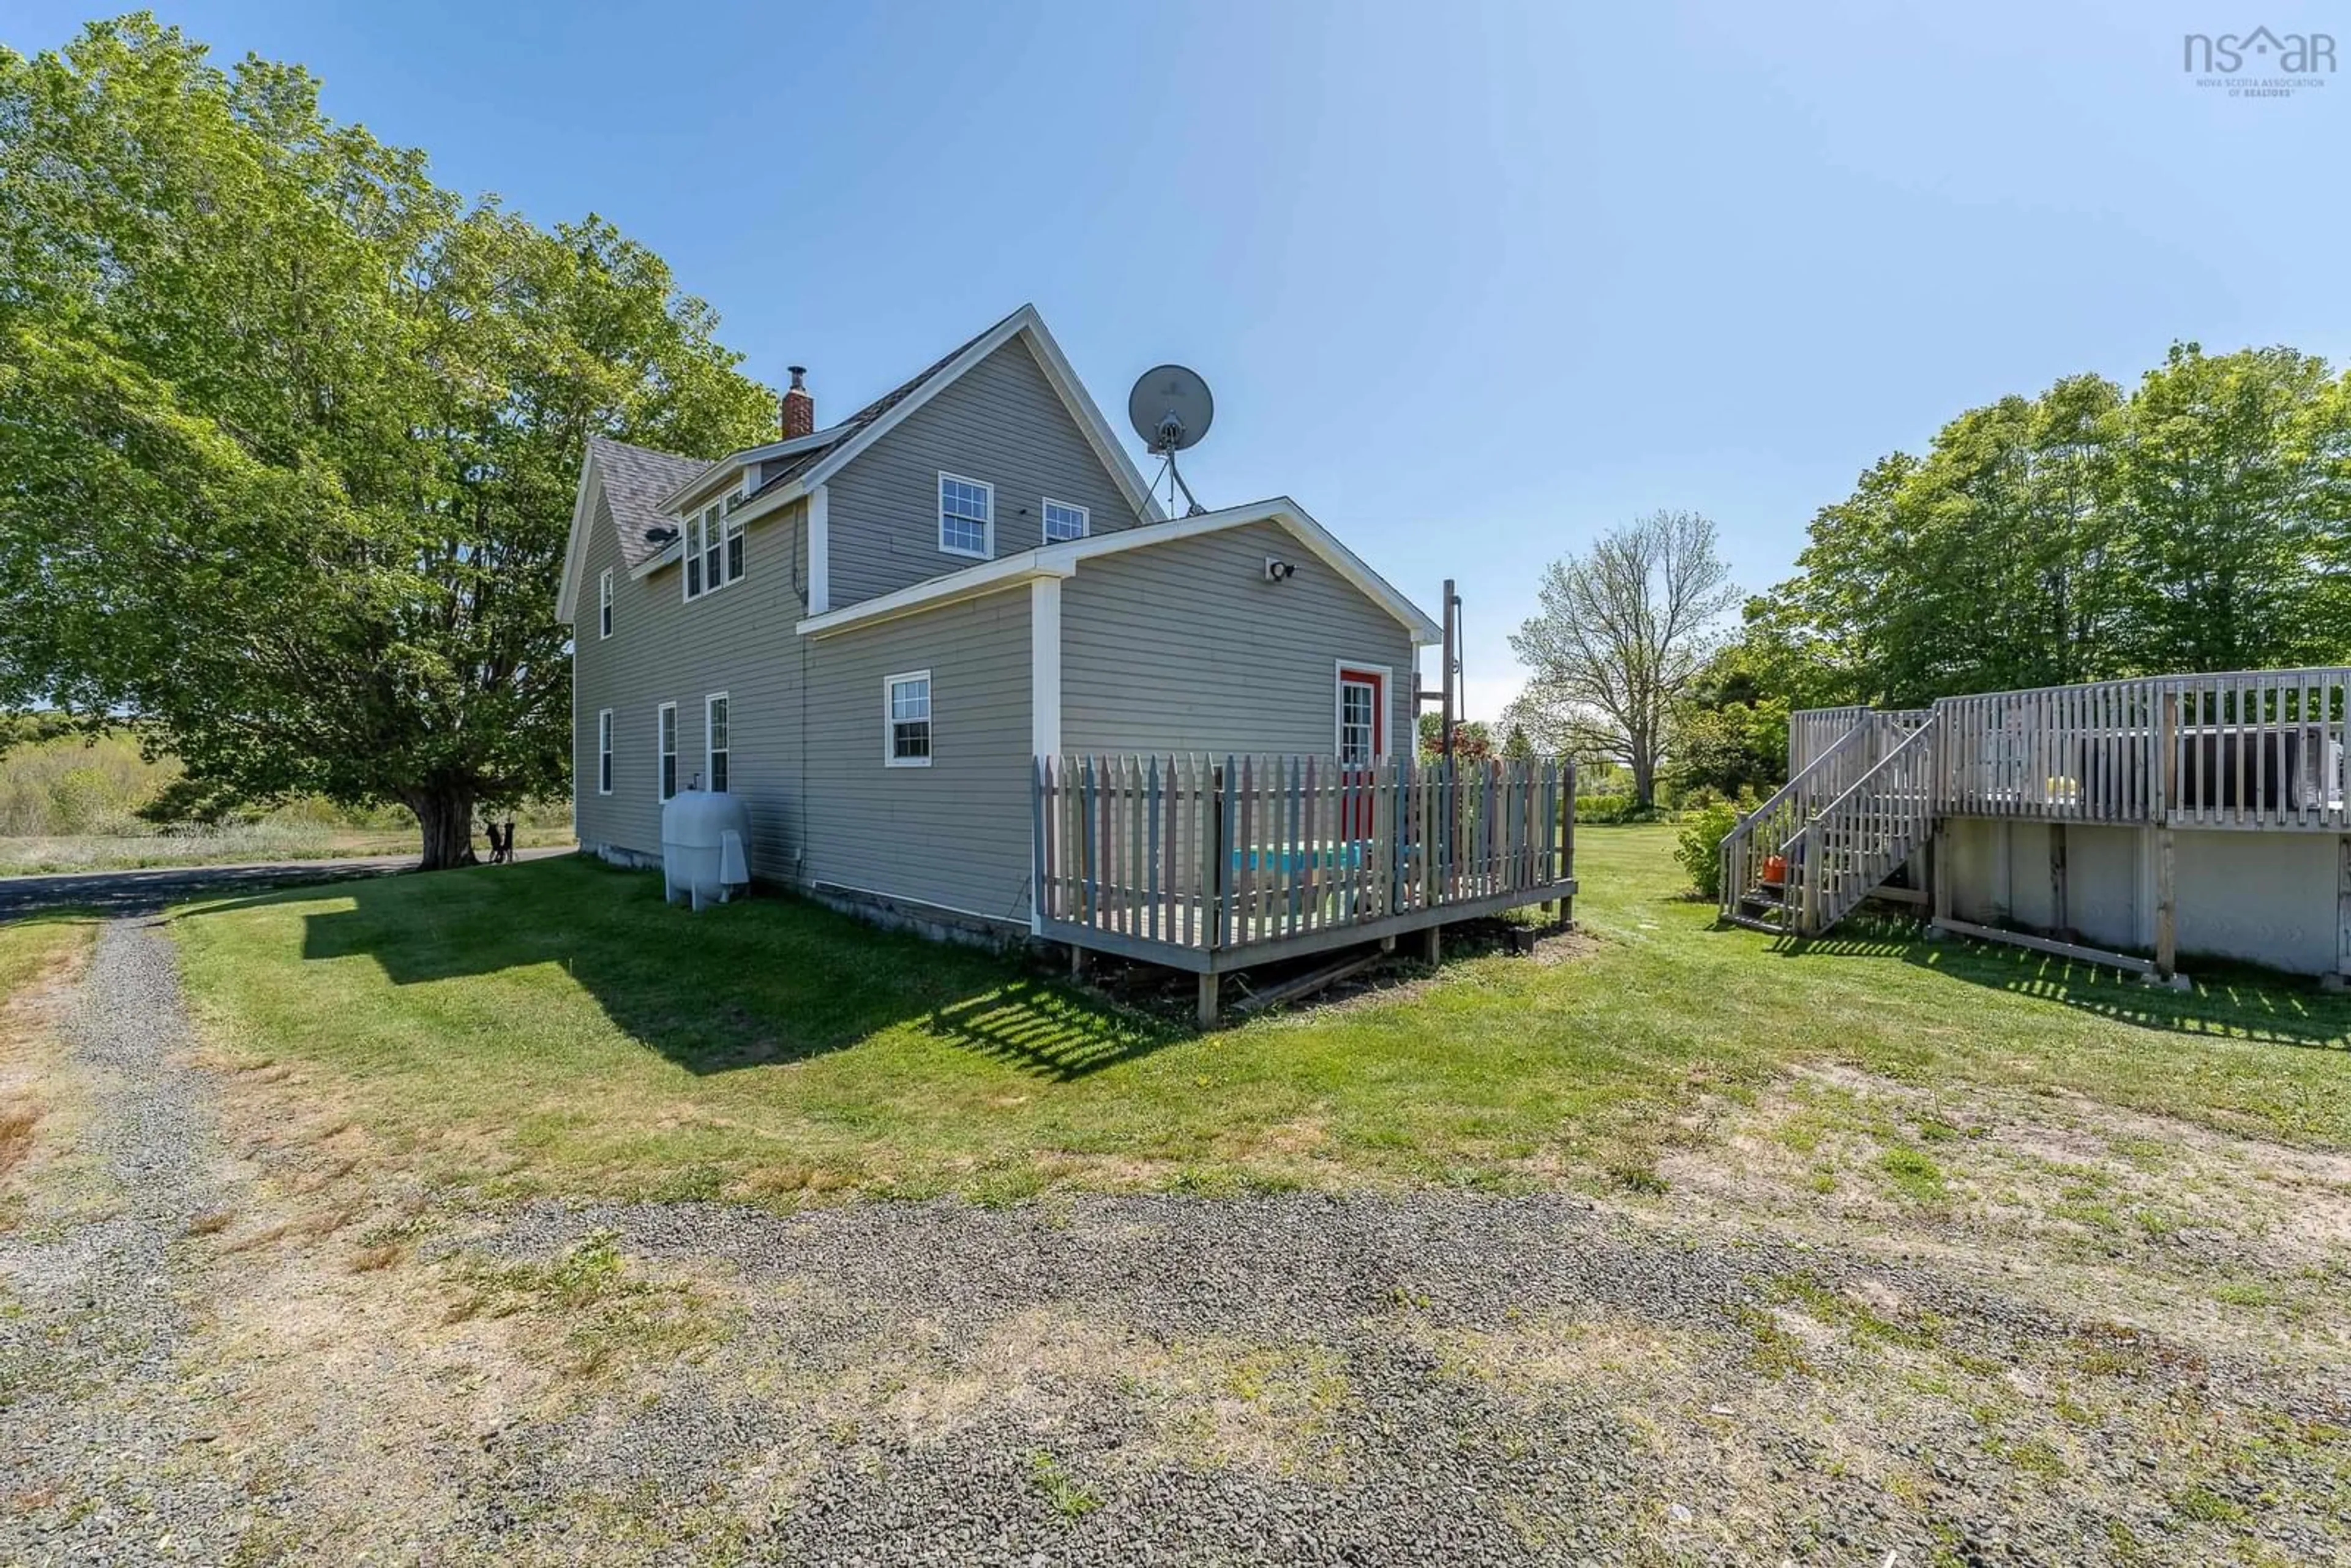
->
716, 303, 1164, 539
554, 435, 707, 621
658, 312, 1016, 516
558, 304, 1166, 617
794, 497, 1442, 645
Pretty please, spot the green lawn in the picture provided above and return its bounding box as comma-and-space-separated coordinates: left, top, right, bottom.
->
165, 828, 2351, 1206
0, 913, 92, 1005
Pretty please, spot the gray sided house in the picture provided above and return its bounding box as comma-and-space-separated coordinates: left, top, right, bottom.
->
555, 306, 1439, 944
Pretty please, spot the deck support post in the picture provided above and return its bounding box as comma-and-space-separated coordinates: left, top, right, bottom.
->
2328, 836, 2351, 991
1422, 923, 1442, 966
1069, 943, 1088, 982
1196, 970, 1220, 1029
2050, 823, 2071, 943
1926, 823, 1951, 930
2148, 691, 2181, 988
2152, 826, 2178, 984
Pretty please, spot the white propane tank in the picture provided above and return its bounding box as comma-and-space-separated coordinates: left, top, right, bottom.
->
661, 789, 753, 910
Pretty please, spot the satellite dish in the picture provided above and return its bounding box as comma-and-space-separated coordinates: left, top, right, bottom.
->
1128, 364, 1214, 455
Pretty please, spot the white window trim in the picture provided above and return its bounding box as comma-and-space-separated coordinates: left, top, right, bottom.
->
1041, 497, 1089, 543
1333, 659, 1393, 763
598, 568, 613, 639
656, 700, 678, 801
705, 691, 730, 792
596, 708, 613, 795
884, 669, 934, 768
684, 501, 740, 602
937, 471, 993, 560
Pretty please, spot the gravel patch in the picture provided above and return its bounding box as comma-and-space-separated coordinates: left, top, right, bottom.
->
437, 1195, 2347, 1566
0, 918, 245, 1566
4, 920, 2346, 1566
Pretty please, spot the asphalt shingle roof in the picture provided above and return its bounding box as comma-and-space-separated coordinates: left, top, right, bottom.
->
590, 306, 1027, 564
588, 435, 708, 569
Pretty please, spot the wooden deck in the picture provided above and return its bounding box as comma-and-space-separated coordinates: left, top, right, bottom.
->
1033, 754, 1577, 1021
1729, 667, 2351, 978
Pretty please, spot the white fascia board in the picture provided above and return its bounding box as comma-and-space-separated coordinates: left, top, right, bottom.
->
1052, 498, 1442, 644
654, 425, 844, 514
791, 497, 1441, 645
796, 557, 1071, 638
628, 538, 684, 582
790, 311, 1033, 497
1013, 312, 1165, 523
1254, 502, 1444, 646
788, 306, 1164, 525
554, 456, 604, 624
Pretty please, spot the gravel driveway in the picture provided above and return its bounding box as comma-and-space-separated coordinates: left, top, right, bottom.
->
0, 918, 246, 1562
3, 916, 2345, 1566
0, 846, 571, 920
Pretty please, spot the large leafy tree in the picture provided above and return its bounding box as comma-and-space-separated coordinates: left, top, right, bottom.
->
2115, 343, 2347, 673
0, 16, 775, 866
1505, 510, 1738, 808
1755, 345, 2350, 713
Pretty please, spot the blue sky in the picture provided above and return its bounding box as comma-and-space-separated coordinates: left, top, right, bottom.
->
7, 1, 2342, 719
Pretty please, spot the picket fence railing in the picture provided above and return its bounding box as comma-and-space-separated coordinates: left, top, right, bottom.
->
1933, 667, 2351, 831
1033, 753, 1576, 959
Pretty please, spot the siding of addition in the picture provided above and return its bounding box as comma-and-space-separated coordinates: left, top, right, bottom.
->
1059, 520, 1419, 758
800, 588, 1037, 926
571, 476, 812, 869
823, 337, 1146, 608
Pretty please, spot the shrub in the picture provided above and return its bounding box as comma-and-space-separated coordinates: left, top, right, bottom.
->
1576, 793, 1662, 827
1674, 800, 1741, 899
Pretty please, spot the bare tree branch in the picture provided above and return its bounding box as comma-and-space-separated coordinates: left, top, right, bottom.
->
1504, 511, 1738, 806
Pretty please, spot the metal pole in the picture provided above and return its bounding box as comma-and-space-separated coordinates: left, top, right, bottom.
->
1441, 578, 1457, 765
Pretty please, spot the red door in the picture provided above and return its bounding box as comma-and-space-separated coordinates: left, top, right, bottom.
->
1338, 667, 1384, 839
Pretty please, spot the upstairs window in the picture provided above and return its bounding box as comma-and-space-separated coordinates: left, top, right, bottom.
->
598, 568, 613, 639
1043, 498, 1089, 542
657, 701, 678, 800
938, 473, 992, 558
886, 671, 931, 766
705, 693, 730, 792
684, 500, 743, 600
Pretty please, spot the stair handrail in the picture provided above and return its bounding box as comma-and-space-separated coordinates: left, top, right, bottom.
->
1719, 714, 1897, 921
1787, 715, 1940, 936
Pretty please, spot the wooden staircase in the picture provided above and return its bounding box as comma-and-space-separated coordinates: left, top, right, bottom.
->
1721, 711, 1938, 938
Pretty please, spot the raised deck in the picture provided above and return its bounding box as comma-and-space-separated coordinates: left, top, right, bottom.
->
1035, 754, 1577, 1022
1723, 668, 2351, 983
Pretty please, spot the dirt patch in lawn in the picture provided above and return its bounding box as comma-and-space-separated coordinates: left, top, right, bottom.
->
0, 928, 98, 1223
1654, 1062, 2351, 1367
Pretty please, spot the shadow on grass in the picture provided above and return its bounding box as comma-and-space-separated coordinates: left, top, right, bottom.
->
1771, 913, 2351, 1051
173, 855, 1183, 1081
921, 978, 1179, 1082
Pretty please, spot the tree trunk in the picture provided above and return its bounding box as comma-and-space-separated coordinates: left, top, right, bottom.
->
1630, 751, 1657, 810
413, 786, 479, 871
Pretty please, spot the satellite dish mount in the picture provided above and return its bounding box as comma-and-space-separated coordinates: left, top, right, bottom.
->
1127, 364, 1215, 517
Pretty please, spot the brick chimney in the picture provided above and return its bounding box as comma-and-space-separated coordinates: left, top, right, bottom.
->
780, 366, 814, 440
